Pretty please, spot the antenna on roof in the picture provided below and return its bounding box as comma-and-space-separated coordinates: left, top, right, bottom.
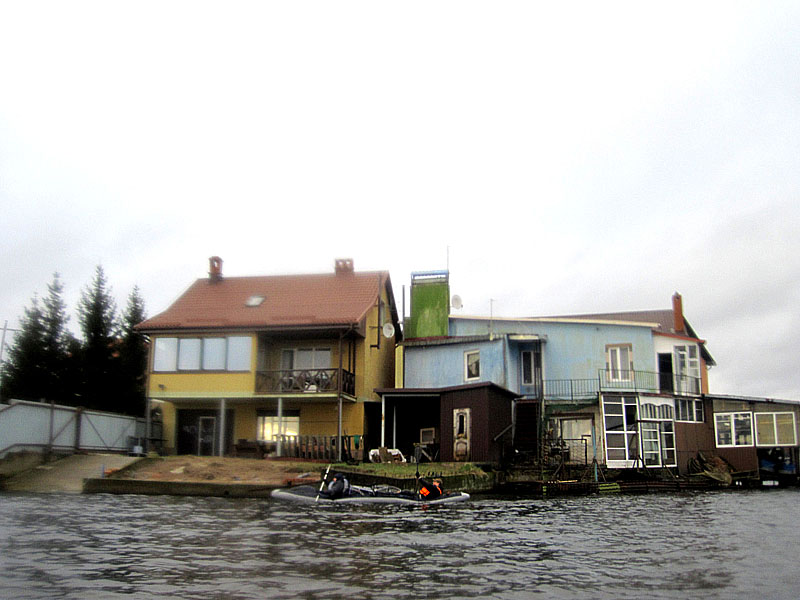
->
451, 295, 463, 310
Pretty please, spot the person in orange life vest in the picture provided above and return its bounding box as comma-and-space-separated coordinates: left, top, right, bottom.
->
418, 477, 443, 499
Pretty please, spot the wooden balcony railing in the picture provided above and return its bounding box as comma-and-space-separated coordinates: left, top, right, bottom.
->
255, 368, 355, 396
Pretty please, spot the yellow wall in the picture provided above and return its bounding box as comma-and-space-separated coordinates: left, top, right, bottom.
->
356, 286, 397, 400
147, 334, 257, 396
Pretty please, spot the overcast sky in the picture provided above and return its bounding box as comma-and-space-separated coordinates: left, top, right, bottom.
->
2, 2, 799, 399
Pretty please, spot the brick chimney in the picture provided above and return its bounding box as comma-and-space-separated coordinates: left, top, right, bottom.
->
672, 292, 684, 333
209, 256, 223, 282
335, 258, 354, 275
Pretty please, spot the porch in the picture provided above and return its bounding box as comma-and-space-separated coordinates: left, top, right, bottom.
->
531, 369, 702, 403
255, 368, 355, 395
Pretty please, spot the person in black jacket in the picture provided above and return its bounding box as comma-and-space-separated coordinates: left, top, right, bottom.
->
418, 477, 443, 500
325, 473, 350, 499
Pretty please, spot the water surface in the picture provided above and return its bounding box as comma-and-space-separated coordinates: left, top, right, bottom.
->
1, 489, 798, 599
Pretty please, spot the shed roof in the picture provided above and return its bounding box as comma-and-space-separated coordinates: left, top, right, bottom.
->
136, 270, 395, 333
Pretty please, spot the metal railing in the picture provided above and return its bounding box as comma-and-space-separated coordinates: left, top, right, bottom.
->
255, 368, 355, 396
533, 369, 702, 402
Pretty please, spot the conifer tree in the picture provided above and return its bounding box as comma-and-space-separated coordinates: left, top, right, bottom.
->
1, 274, 77, 403
118, 286, 148, 415
77, 265, 119, 410
0, 296, 47, 401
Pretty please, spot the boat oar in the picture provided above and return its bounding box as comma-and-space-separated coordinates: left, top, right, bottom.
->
414, 445, 421, 496
315, 464, 332, 503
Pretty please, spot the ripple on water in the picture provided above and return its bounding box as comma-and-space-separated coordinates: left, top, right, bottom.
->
1, 489, 800, 599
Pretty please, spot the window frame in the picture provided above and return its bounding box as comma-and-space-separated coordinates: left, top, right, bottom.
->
152, 335, 252, 373
464, 349, 480, 382
675, 398, 704, 423
754, 412, 797, 447
606, 344, 633, 382
714, 412, 753, 448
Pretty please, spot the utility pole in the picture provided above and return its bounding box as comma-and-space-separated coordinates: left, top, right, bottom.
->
0, 320, 19, 365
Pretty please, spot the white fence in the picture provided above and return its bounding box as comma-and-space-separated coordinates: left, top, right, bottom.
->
0, 399, 147, 459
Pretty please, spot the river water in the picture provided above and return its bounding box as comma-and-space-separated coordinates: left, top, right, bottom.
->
1, 488, 798, 599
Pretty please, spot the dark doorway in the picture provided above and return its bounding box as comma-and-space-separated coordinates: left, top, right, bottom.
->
658, 353, 674, 393
177, 409, 235, 455
363, 402, 382, 457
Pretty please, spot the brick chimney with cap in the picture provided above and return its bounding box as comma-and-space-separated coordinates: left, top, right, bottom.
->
209, 256, 223, 282
335, 258, 354, 275
672, 292, 684, 333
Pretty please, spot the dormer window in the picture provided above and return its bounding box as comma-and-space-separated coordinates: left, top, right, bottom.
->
245, 295, 265, 307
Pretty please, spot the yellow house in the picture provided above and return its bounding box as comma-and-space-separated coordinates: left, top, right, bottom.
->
136, 257, 400, 460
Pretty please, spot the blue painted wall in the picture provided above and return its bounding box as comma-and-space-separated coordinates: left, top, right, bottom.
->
404, 338, 507, 389
404, 317, 656, 394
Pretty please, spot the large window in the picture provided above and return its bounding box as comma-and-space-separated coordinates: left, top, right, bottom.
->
257, 409, 300, 441
639, 398, 676, 467
715, 412, 753, 447
674, 344, 700, 393
675, 398, 704, 422
603, 395, 638, 466
153, 336, 252, 372
755, 412, 797, 447
465, 350, 480, 381
606, 345, 632, 381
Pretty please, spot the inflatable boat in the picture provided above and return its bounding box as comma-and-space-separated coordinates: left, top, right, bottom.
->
271, 484, 470, 505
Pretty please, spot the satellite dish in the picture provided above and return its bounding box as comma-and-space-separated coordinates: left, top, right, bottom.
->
451, 295, 463, 310
382, 322, 395, 338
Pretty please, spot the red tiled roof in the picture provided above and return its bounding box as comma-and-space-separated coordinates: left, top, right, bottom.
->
136, 271, 391, 332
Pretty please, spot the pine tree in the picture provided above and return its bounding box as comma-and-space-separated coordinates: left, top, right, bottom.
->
118, 286, 148, 416
0, 296, 47, 401
1, 274, 77, 403
77, 265, 119, 410
41, 273, 78, 403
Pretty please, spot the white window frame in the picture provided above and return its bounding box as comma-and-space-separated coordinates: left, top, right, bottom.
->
152, 335, 252, 373
464, 350, 480, 382
606, 344, 633, 382
755, 412, 797, 447
603, 395, 639, 468
714, 412, 753, 448
675, 398, 704, 423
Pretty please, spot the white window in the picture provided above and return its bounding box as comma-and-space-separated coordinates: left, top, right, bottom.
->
465, 350, 480, 381
674, 344, 700, 393
715, 412, 753, 447
755, 412, 797, 447
257, 410, 300, 441
226, 336, 252, 371
606, 345, 632, 381
639, 399, 676, 467
675, 398, 704, 422
281, 348, 331, 370
152, 335, 251, 372
178, 338, 202, 370
603, 396, 638, 466
202, 338, 227, 370
153, 337, 178, 371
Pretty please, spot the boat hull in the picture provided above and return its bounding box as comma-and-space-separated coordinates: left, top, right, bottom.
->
271, 484, 470, 505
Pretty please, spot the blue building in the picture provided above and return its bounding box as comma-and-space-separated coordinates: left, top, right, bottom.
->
386, 271, 717, 474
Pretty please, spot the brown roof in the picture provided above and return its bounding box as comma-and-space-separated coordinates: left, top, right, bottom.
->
136, 271, 393, 333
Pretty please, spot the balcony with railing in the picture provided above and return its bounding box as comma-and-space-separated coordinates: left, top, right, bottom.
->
255, 368, 355, 396
536, 369, 701, 403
